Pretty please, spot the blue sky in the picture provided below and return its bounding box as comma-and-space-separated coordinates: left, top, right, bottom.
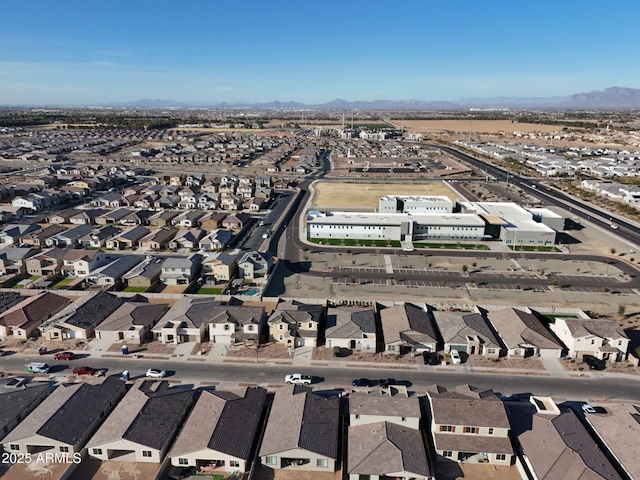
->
1, 0, 639, 105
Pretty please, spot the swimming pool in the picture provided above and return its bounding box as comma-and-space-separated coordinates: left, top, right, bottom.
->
239, 287, 260, 296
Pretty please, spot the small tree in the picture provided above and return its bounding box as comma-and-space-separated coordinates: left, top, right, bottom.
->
610, 247, 617, 255
462, 265, 468, 273
617, 304, 626, 317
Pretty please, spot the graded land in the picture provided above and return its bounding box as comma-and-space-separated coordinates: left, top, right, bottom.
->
396, 119, 561, 134
312, 181, 461, 208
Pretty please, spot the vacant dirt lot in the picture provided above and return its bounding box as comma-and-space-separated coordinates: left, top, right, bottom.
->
396, 119, 561, 134
312, 181, 461, 208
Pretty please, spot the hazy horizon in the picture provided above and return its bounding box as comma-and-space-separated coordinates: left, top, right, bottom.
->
2, 0, 639, 105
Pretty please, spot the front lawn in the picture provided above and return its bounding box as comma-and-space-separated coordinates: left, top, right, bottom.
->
123, 286, 148, 293
414, 242, 490, 250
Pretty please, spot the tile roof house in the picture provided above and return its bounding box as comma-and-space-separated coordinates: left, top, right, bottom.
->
39, 291, 125, 341
550, 317, 630, 363
201, 253, 237, 283
121, 256, 164, 290
486, 307, 564, 358
139, 227, 177, 250
105, 226, 150, 250
19, 224, 66, 248
238, 251, 272, 282
349, 421, 433, 480
208, 305, 266, 346
259, 385, 339, 472
380, 303, 439, 356
267, 300, 323, 348
84, 254, 144, 288
168, 228, 206, 250
95, 300, 169, 345
169, 387, 267, 474
582, 404, 640, 480
44, 224, 94, 248
2, 376, 126, 455
199, 229, 233, 251
432, 310, 503, 358
0, 292, 71, 340
61, 248, 108, 277
160, 254, 202, 286
426, 384, 514, 465
509, 401, 623, 480
0, 378, 52, 442
87, 381, 194, 463
324, 307, 377, 353
153, 297, 221, 345
0, 247, 40, 275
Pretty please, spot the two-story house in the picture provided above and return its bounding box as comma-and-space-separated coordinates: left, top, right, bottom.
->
267, 300, 323, 348
550, 317, 630, 363
426, 384, 514, 465
61, 249, 108, 277
237, 251, 272, 282
208, 305, 266, 346
160, 254, 202, 286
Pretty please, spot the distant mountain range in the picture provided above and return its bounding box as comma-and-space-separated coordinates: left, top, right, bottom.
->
106, 87, 640, 110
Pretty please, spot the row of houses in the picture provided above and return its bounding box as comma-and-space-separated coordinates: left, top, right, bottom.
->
3, 376, 637, 480
0, 290, 630, 367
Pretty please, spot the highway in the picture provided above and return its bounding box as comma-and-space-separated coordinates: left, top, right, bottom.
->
438, 144, 640, 248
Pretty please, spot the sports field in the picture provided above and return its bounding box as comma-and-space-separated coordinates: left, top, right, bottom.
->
312, 181, 460, 208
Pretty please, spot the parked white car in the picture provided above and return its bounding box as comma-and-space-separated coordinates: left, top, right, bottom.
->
450, 350, 462, 364
285, 373, 312, 385
146, 368, 166, 378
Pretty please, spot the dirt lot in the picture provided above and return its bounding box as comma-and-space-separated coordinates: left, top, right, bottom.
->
312, 181, 461, 208
226, 342, 292, 361
312, 347, 419, 365
436, 462, 521, 480
252, 466, 342, 480
467, 355, 545, 371
397, 119, 561, 134
71, 459, 161, 480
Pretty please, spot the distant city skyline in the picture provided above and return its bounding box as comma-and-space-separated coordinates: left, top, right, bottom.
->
1, 0, 639, 106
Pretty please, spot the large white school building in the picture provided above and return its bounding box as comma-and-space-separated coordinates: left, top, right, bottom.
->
307, 197, 559, 246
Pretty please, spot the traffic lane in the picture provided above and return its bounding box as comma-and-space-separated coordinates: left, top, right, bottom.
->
6, 355, 640, 401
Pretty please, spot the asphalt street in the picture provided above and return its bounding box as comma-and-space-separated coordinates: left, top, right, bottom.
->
5, 354, 640, 403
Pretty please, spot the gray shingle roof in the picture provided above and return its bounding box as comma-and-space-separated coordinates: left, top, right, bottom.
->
36, 376, 124, 445
63, 292, 125, 329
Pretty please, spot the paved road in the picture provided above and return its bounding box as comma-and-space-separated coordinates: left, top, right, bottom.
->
6, 354, 640, 402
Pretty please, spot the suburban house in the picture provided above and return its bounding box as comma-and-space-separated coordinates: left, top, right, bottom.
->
0, 224, 40, 246
348, 392, 433, 480
95, 300, 169, 345
95, 208, 130, 225
160, 254, 202, 286
0, 378, 52, 441
324, 307, 377, 353
550, 317, 630, 363
121, 256, 163, 290
153, 297, 221, 345
208, 305, 266, 346
238, 251, 272, 281
259, 385, 339, 472
149, 210, 180, 227
379, 304, 439, 355
105, 226, 150, 250
2, 376, 126, 455
0, 292, 71, 340
87, 381, 194, 463
168, 228, 206, 250
61, 249, 108, 277
267, 300, 323, 348
199, 212, 227, 231
39, 291, 125, 341
222, 213, 250, 231
169, 387, 267, 475
84, 254, 144, 288
81, 225, 121, 248
139, 228, 177, 250
426, 384, 514, 465
44, 224, 94, 248
25, 248, 68, 277
19, 225, 66, 248
432, 310, 503, 358
509, 399, 623, 480
486, 307, 564, 358
582, 404, 640, 480
201, 253, 237, 283
120, 209, 154, 226
172, 211, 206, 228
0, 247, 40, 275
199, 229, 233, 251
69, 208, 108, 225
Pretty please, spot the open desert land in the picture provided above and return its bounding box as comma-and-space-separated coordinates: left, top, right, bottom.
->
392, 119, 562, 134
311, 181, 461, 208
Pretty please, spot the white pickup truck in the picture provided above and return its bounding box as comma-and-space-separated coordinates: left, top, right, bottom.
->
285, 373, 312, 385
